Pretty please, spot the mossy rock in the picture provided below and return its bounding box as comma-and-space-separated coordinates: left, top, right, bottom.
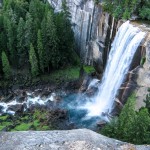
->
14, 123, 32, 131
0, 115, 9, 121
0, 125, 6, 131
83, 66, 95, 74
41, 125, 49, 130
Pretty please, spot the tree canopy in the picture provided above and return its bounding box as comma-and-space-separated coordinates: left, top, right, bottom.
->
102, 0, 150, 20
0, 0, 78, 78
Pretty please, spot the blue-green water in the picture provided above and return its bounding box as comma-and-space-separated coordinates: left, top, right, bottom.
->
60, 93, 101, 130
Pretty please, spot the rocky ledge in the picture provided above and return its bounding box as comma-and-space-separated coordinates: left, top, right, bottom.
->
0, 129, 149, 150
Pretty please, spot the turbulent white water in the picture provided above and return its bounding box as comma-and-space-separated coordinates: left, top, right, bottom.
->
81, 21, 146, 117
0, 92, 57, 115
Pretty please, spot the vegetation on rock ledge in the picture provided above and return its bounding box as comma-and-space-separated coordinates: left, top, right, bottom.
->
102, 0, 150, 20
101, 92, 150, 144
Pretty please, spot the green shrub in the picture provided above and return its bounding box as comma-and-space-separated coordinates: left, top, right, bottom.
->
101, 93, 150, 144
102, 0, 150, 20
139, 7, 150, 20
140, 56, 146, 66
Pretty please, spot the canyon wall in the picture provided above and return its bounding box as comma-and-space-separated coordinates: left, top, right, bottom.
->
126, 31, 150, 109
48, 0, 150, 108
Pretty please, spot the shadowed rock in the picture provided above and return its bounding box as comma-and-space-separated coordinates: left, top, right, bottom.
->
7, 104, 24, 113
4, 93, 14, 103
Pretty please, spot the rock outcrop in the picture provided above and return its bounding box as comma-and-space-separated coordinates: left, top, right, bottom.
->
134, 33, 150, 109
0, 129, 150, 150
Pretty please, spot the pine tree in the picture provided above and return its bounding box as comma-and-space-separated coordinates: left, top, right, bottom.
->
1, 51, 11, 79
61, 0, 71, 19
37, 29, 45, 73
0, 32, 7, 52
144, 90, 150, 114
17, 17, 25, 67
13, 0, 29, 21
29, 0, 42, 26
29, 43, 39, 77
29, 0, 40, 44
29, 0, 37, 20
117, 93, 136, 141
24, 13, 33, 51
46, 11, 59, 69
132, 108, 150, 144
41, 17, 47, 49
55, 1, 75, 66
6, 16, 17, 67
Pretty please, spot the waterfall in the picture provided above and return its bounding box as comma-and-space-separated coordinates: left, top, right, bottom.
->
0, 21, 146, 128
81, 21, 146, 118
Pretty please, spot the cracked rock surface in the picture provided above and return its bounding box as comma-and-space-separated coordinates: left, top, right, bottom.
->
0, 129, 150, 150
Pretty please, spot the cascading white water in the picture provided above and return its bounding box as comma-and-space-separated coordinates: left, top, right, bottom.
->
81, 21, 146, 117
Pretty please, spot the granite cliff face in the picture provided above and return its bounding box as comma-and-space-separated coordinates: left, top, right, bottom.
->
131, 31, 150, 109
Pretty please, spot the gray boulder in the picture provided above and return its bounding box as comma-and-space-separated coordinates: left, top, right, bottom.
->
0, 129, 149, 150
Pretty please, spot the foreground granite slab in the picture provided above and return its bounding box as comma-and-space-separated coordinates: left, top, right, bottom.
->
0, 129, 149, 150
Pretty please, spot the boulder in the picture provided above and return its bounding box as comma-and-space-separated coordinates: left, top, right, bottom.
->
97, 120, 107, 128
22, 91, 27, 97
33, 89, 42, 97
79, 75, 91, 92
47, 109, 68, 129
28, 103, 46, 111
16, 96, 27, 103
7, 104, 24, 113
48, 109, 68, 121
22, 103, 27, 110
85, 87, 98, 97
0, 105, 4, 113
40, 90, 51, 98
45, 100, 54, 109
54, 95, 62, 103
4, 93, 14, 103
0, 129, 149, 150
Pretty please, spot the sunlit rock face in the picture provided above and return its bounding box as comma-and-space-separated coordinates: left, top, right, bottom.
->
134, 34, 150, 110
